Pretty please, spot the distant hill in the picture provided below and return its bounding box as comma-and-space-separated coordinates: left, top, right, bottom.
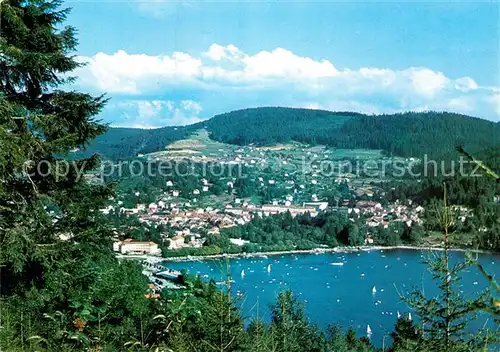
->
336, 112, 500, 158
202, 107, 361, 145
78, 107, 499, 160
204, 108, 499, 158
76, 125, 196, 160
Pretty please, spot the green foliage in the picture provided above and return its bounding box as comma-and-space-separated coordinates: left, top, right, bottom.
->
219, 211, 354, 252
389, 317, 422, 351
384, 146, 500, 250
76, 126, 194, 161
77, 107, 500, 161
0, 0, 155, 349
240, 291, 376, 352
205, 108, 499, 158
399, 184, 499, 351
204, 107, 357, 146
214, 210, 420, 254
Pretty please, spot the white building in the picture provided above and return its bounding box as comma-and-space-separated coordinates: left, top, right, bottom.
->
168, 236, 186, 250
114, 239, 161, 256
230, 238, 250, 246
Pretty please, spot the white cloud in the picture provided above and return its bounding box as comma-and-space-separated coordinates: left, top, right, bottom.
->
487, 94, 500, 115
204, 44, 227, 61
447, 97, 473, 112
111, 100, 204, 128
75, 50, 202, 94
241, 48, 338, 80
74, 44, 500, 122
405, 68, 448, 97
181, 100, 203, 114
203, 44, 243, 62
454, 77, 479, 92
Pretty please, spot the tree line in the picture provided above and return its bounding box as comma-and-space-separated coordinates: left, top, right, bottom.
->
382, 145, 500, 250
205, 108, 499, 159
76, 104, 499, 161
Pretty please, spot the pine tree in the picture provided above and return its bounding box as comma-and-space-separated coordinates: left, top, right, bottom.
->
0, 1, 152, 350
269, 290, 328, 352
402, 183, 495, 351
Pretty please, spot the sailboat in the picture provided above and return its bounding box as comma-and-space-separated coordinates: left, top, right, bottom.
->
408, 312, 412, 321
397, 311, 401, 319
366, 325, 372, 339
372, 286, 377, 294
267, 264, 271, 273
241, 269, 245, 278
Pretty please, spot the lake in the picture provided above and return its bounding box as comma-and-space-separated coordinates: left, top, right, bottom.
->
164, 249, 499, 346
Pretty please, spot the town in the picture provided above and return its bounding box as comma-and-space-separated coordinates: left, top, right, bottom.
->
103, 132, 431, 258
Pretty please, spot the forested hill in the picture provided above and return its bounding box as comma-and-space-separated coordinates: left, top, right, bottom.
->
81, 107, 499, 160
76, 125, 196, 160
336, 112, 499, 157
204, 108, 499, 158
201, 107, 361, 145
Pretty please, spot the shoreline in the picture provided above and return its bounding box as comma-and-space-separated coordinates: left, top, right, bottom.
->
157, 245, 497, 263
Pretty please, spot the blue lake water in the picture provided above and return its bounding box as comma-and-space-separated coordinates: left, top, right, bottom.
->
164, 249, 499, 346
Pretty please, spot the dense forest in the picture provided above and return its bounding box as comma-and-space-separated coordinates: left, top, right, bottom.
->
78, 107, 499, 161
382, 145, 500, 250
205, 211, 422, 254
202, 108, 358, 146
205, 108, 500, 158
75, 126, 195, 160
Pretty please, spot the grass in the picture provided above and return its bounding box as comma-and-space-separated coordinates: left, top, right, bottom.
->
147, 130, 235, 161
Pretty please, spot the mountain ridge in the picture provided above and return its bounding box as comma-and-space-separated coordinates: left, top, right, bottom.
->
79, 107, 500, 160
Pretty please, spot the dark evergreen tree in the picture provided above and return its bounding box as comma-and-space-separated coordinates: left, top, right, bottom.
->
402, 184, 497, 351
0, 1, 154, 349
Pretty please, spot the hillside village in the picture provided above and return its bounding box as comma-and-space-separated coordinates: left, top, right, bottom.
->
103, 132, 436, 256
101, 129, 495, 259
109, 196, 428, 255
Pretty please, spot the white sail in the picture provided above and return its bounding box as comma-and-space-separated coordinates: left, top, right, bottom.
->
366, 324, 372, 338
397, 311, 401, 319
372, 286, 377, 294
267, 264, 271, 273
241, 269, 245, 277
408, 312, 412, 321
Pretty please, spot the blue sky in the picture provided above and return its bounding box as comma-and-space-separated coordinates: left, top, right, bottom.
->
66, 0, 500, 127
